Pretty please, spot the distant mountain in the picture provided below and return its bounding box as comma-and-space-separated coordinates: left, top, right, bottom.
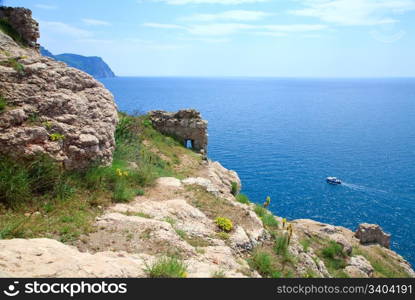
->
40, 46, 115, 79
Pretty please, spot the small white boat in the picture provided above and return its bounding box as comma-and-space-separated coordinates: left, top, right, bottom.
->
326, 177, 342, 185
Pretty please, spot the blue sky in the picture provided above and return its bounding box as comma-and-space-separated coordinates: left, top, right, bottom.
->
9, 0, 415, 77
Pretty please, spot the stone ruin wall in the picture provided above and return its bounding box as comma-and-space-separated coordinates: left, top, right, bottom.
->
0, 6, 40, 49
149, 109, 208, 155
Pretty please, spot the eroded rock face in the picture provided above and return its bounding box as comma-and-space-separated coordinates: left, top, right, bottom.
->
149, 109, 208, 154
0, 7, 40, 49
0, 239, 148, 278
355, 223, 391, 248
0, 21, 118, 169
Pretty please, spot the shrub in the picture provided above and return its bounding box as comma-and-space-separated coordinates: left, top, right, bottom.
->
261, 214, 279, 228
145, 257, 188, 278
236, 193, 250, 204
0, 95, 7, 112
322, 241, 344, 259
215, 217, 233, 232
231, 181, 238, 196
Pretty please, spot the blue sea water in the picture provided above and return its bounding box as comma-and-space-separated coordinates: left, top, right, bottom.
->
100, 77, 415, 267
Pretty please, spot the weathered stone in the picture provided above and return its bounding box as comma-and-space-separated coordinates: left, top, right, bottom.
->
0, 7, 40, 49
355, 223, 391, 248
345, 255, 374, 278
149, 109, 208, 154
0, 10, 118, 170
0, 239, 148, 278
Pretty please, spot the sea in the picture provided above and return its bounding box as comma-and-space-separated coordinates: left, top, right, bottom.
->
100, 77, 415, 267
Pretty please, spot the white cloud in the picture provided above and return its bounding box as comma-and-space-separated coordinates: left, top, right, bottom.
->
144, 22, 327, 36
187, 23, 256, 35
82, 18, 111, 26
143, 23, 186, 29
179, 37, 231, 43
181, 10, 272, 22
149, 0, 269, 4
39, 21, 92, 38
255, 32, 288, 37
263, 24, 327, 32
290, 0, 415, 26
35, 4, 58, 10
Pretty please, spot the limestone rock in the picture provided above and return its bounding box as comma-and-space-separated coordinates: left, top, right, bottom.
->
345, 256, 374, 278
0, 239, 148, 278
78, 213, 196, 257
0, 7, 39, 48
355, 223, 391, 248
149, 109, 208, 154
0, 11, 118, 170
110, 198, 216, 238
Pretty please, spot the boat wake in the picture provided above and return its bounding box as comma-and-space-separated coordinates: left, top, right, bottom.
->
341, 182, 387, 194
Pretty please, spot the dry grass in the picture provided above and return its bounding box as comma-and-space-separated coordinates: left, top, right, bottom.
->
182, 185, 259, 232
352, 245, 411, 278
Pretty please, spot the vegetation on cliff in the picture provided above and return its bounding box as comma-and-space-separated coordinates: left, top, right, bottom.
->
0, 111, 413, 278
0, 18, 27, 47
0, 113, 194, 242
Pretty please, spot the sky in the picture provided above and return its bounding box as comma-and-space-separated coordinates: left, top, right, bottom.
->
8, 0, 415, 77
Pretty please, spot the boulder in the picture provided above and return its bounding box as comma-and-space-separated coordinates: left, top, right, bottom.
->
355, 223, 391, 248
345, 255, 374, 278
0, 10, 118, 170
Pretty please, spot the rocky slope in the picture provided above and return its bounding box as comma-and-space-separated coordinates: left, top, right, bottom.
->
0, 157, 414, 278
40, 47, 116, 79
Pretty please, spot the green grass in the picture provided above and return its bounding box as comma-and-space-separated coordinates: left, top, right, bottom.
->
300, 239, 311, 252
0, 113, 191, 242
231, 181, 238, 196
352, 246, 411, 278
254, 205, 268, 218
319, 241, 348, 277
274, 235, 289, 256
261, 214, 279, 229
175, 229, 187, 239
212, 270, 226, 278
216, 232, 230, 240
0, 18, 28, 47
0, 57, 25, 75
248, 251, 281, 278
236, 193, 250, 204
145, 257, 188, 278
321, 241, 345, 259
0, 95, 7, 112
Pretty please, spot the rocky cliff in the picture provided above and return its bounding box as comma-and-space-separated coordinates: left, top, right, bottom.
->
40, 47, 116, 79
0, 9, 118, 170
0, 7, 413, 279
